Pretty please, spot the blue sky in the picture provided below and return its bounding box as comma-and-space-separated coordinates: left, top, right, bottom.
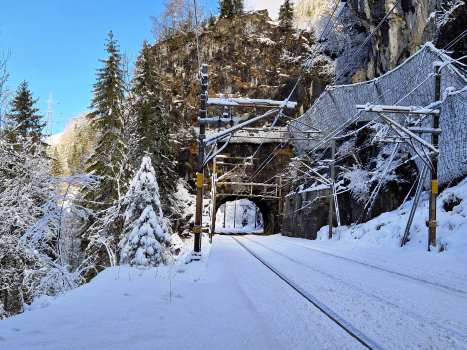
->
1, 0, 281, 134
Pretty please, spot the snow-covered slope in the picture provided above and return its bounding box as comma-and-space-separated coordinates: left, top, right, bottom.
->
317, 176, 467, 255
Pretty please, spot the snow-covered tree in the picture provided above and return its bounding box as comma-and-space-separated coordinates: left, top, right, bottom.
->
0, 138, 53, 316
120, 156, 171, 267
128, 40, 177, 213
279, 0, 294, 29
18, 174, 97, 302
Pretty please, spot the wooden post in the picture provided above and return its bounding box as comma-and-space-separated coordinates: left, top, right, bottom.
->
329, 138, 336, 239
428, 65, 441, 250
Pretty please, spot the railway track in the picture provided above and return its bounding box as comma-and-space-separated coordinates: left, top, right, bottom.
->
238, 235, 467, 344
267, 236, 467, 295
231, 236, 385, 350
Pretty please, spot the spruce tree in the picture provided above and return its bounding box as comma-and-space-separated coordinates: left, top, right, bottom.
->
5, 81, 46, 146
233, 0, 244, 13
120, 156, 171, 267
218, 0, 234, 17
279, 0, 294, 29
83, 31, 128, 269
85, 31, 127, 206
129, 41, 177, 212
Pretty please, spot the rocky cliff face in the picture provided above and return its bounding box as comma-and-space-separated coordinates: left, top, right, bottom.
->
347, 0, 440, 81
151, 10, 330, 183
152, 10, 329, 125
347, 0, 467, 81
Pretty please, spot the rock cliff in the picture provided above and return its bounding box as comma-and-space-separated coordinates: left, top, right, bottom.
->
151, 10, 330, 183
346, 0, 467, 81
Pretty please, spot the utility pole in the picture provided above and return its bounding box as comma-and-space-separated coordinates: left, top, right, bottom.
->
329, 138, 336, 239
428, 65, 441, 250
193, 64, 209, 254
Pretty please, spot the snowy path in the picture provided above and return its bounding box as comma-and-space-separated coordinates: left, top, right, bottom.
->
0, 235, 365, 350
235, 235, 467, 350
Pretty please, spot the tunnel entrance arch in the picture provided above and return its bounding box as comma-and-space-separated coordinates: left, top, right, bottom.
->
213, 195, 279, 236
216, 198, 264, 232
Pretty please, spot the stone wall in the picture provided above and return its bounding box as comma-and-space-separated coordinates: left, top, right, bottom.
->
282, 187, 332, 240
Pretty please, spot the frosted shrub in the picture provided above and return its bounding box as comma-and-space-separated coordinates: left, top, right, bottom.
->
343, 166, 371, 203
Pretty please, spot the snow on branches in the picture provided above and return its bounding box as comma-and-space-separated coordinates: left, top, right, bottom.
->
427, 0, 465, 29
120, 156, 172, 267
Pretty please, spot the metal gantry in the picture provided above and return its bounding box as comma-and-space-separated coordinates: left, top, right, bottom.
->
191, 63, 296, 256
356, 103, 441, 250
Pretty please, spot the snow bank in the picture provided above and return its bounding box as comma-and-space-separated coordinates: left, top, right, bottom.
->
317, 177, 467, 256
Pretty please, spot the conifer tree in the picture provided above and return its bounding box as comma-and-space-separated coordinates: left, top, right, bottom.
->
86, 31, 127, 205
50, 146, 62, 177
129, 41, 177, 212
120, 156, 171, 267
279, 0, 294, 29
218, 0, 234, 17
233, 0, 244, 13
5, 81, 46, 146
83, 31, 128, 269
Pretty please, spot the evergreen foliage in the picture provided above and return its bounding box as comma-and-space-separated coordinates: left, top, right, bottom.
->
233, 0, 244, 13
82, 31, 129, 270
50, 146, 62, 177
120, 156, 171, 267
218, 0, 234, 17
5, 81, 46, 146
279, 0, 294, 29
61, 113, 97, 176
129, 41, 177, 213
85, 31, 128, 207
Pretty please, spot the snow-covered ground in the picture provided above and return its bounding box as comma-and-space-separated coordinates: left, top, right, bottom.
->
0, 236, 366, 350
317, 176, 467, 256
1, 180, 466, 349
43, 132, 63, 146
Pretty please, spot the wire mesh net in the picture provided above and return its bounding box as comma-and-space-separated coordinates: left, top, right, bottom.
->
291, 43, 467, 186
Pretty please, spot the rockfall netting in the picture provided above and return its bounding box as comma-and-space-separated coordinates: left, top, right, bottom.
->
290, 43, 467, 186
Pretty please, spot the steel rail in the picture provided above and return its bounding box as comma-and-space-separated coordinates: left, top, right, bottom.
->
232, 236, 385, 350
267, 237, 467, 295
